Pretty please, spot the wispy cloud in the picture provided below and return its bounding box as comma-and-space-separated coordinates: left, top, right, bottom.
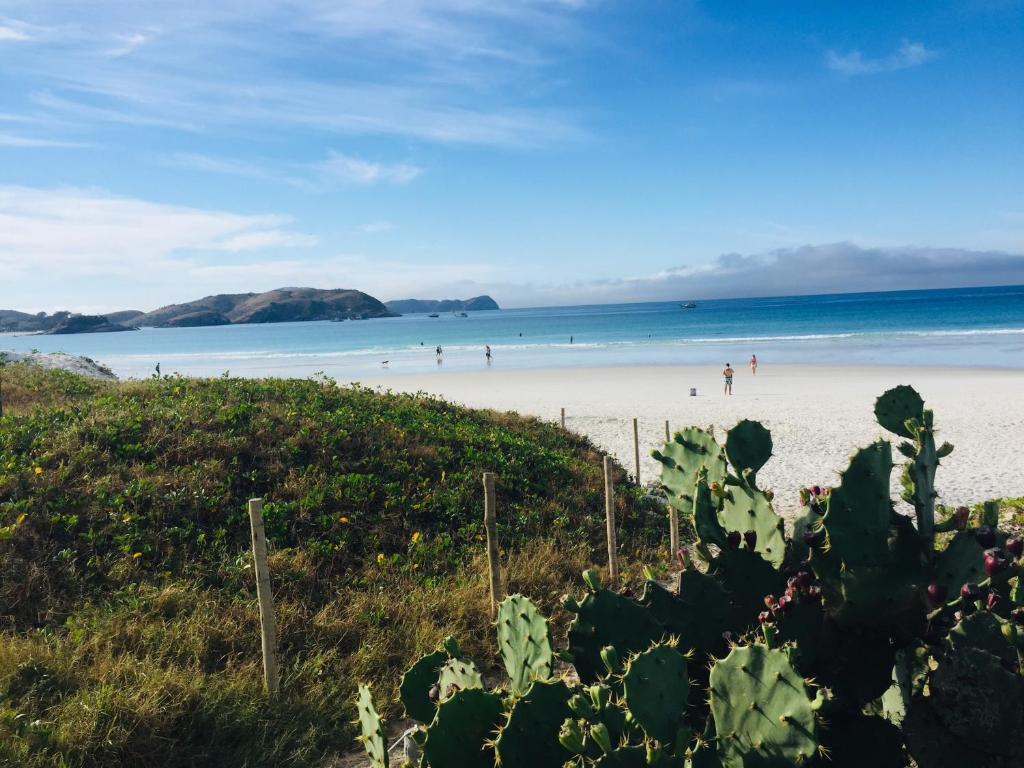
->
0, 133, 89, 148
826, 39, 937, 75
0, 185, 315, 279
164, 153, 271, 179
0, 21, 30, 41
320, 152, 422, 185
360, 220, 396, 233
3, 2, 592, 147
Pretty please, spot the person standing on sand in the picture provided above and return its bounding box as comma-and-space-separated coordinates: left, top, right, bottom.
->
750, 354, 757, 375
723, 363, 735, 395
485, 345, 492, 365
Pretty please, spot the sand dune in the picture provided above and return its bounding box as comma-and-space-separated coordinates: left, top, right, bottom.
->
359, 364, 1024, 515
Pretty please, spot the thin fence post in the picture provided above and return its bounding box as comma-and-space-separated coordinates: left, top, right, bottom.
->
665, 420, 670, 442
669, 507, 680, 565
482, 472, 502, 615
603, 456, 619, 582
248, 498, 279, 698
560, 407, 565, 429
633, 417, 641, 486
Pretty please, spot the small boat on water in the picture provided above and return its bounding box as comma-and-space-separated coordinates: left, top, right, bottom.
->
680, 302, 697, 309
428, 313, 440, 318
455, 312, 468, 318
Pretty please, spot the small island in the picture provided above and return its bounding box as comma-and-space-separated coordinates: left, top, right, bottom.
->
384, 295, 499, 314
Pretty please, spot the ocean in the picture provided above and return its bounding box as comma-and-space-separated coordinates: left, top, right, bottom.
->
4, 285, 1024, 379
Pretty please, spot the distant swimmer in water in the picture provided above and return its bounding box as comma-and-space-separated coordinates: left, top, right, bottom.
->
570, 335, 573, 344
485, 345, 492, 365
381, 360, 389, 368
750, 354, 758, 375
723, 363, 735, 396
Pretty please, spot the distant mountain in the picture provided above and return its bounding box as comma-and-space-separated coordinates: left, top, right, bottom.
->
128, 287, 397, 328
49, 315, 136, 335
103, 310, 145, 325
384, 295, 500, 313
0, 310, 72, 333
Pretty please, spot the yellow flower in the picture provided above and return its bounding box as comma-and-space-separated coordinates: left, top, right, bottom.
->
34, 467, 42, 475
376, 553, 385, 564
411, 531, 421, 543
132, 552, 143, 559
338, 516, 350, 524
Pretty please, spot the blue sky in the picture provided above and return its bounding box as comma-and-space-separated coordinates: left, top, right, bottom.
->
1, 0, 1022, 311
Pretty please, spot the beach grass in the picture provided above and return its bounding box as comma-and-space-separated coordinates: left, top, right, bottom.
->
0, 364, 664, 766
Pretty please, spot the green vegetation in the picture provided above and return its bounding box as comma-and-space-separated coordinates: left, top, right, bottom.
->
363, 386, 1024, 768
0, 363, 662, 766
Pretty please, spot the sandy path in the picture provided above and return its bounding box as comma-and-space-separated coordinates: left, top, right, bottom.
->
358, 364, 1024, 515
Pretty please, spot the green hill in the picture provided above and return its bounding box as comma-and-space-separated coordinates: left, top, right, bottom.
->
0, 364, 662, 766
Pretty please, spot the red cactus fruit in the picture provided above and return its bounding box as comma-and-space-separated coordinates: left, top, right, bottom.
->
1010, 607, 1024, 626
961, 582, 983, 602
926, 582, 947, 606
986, 592, 1000, 611
764, 594, 777, 609
984, 548, 1008, 577
758, 610, 772, 624
810, 485, 822, 496
1007, 538, 1023, 559
776, 595, 793, 613
726, 531, 741, 549
743, 530, 757, 550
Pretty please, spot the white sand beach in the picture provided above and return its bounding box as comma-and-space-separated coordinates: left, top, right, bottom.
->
360, 364, 1024, 515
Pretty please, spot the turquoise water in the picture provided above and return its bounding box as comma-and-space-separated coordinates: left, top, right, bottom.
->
4, 285, 1024, 379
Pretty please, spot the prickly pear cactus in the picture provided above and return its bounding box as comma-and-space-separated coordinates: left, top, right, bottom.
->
718, 482, 785, 568
933, 529, 988, 598
708, 547, 785, 621
621, 643, 690, 744
653, 427, 727, 511
708, 645, 820, 767
724, 419, 772, 487
565, 575, 666, 682
692, 471, 728, 550
399, 648, 448, 723
823, 441, 894, 567
497, 593, 554, 694
494, 679, 573, 768
640, 575, 737, 661
423, 688, 505, 768
356, 684, 388, 768
437, 656, 484, 701
874, 385, 923, 439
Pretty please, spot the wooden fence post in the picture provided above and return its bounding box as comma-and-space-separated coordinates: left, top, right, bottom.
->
633, 418, 641, 486
248, 498, 279, 698
482, 473, 502, 615
665, 420, 670, 442
603, 456, 619, 582
669, 507, 680, 564
560, 407, 565, 429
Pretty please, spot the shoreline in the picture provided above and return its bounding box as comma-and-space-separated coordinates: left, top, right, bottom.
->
357, 363, 1024, 514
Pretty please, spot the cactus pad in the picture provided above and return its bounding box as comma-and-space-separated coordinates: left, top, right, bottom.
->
494, 679, 573, 768
947, 610, 1016, 664
653, 427, 727, 511
423, 687, 504, 768
724, 419, 773, 485
874, 385, 924, 438
933, 529, 987, 597
693, 472, 729, 549
640, 576, 737, 660
709, 548, 785, 622
356, 684, 388, 768
621, 643, 690, 744
437, 656, 484, 701
497, 593, 554, 694
566, 585, 666, 682
823, 441, 894, 567
708, 645, 820, 767
399, 648, 448, 723
719, 482, 786, 568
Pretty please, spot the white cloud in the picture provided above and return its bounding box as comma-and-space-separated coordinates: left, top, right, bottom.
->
320, 152, 422, 185
360, 220, 396, 233
165, 152, 270, 179
0, 134, 89, 148
826, 39, 937, 75
0, 21, 29, 41
2, 1, 591, 147
0, 185, 315, 278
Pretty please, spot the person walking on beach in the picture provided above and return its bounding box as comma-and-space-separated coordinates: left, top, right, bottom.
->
436, 345, 443, 366
723, 363, 735, 395
485, 345, 492, 365
750, 354, 757, 375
